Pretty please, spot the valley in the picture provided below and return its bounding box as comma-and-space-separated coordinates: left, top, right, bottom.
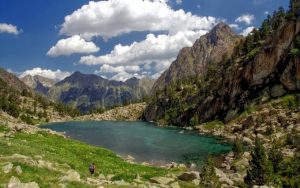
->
0, 1, 300, 188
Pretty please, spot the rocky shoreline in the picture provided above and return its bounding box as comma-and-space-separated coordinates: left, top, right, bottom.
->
192, 96, 300, 187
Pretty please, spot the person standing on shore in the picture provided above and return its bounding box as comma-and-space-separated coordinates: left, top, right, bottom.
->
89, 163, 96, 175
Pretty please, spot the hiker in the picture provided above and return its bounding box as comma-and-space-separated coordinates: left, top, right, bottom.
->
89, 163, 95, 175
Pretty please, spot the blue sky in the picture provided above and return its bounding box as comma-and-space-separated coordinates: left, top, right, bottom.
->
0, 0, 288, 81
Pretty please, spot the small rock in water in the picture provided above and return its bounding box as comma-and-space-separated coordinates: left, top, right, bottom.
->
3, 162, 13, 173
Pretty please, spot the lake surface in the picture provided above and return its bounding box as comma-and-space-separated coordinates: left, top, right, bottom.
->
43, 121, 231, 166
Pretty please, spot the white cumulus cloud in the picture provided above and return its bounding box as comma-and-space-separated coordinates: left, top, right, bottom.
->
0, 23, 20, 35
60, 0, 217, 39
97, 64, 141, 74
79, 30, 207, 66
240, 26, 255, 36
20, 67, 71, 81
47, 35, 99, 57
235, 14, 255, 25
229, 24, 240, 30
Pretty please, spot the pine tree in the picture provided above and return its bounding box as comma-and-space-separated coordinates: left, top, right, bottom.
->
269, 145, 283, 173
244, 138, 273, 186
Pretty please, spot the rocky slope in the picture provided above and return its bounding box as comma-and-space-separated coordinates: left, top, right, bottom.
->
196, 94, 300, 187
145, 13, 300, 126
48, 71, 155, 113
0, 68, 78, 125
0, 68, 30, 92
152, 23, 241, 92
21, 75, 56, 94
76, 103, 146, 121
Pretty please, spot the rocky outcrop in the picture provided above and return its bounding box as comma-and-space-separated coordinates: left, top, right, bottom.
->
145, 19, 300, 126
6, 176, 39, 188
152, 22, 241, 92
194, 95, 300, 187
76, 103, 146, 121
0, 68, 30, 92
21, 75, 56, 94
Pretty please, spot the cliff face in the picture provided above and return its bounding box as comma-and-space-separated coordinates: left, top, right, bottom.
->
145, 19, 300, 126
21, 75, 56, 94
152, 23, 241, 92
0, 68, 30, 92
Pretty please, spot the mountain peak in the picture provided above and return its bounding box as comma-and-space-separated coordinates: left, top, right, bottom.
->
205, 22, 237, 45
211, 22, 233, 33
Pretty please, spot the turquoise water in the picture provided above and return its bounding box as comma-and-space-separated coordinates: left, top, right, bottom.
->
43, 121, 231, 166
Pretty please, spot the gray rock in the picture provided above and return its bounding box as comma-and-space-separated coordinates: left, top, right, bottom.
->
170, 181, 181, 188
242, 137, 253, 146
150, 177, 175, 185
15, 166, 23, 175
60, 170, 80, 182
98, 174, 106, 180
3, 162, 13, 173
178, 171, 200, 181
270, 85, 286, 98
192, 179, 200, 186
214, 168, 234, 186
21, 182, 40, 188
6, 176, 21, 188
106, 174, 114, 180
6, 176, 39, 188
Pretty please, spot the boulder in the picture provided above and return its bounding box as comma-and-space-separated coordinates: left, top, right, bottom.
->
21, 182, 40, 188
60, 170, 80, 182
106, 174, 114, 180
149, 177, 175, 185
6, 176, 39, 188
214, 168, 234, 186
6, 176, 21, 188
178, 171, 200, 181
15, 166, 23, 175
170, 181, 181, 188
192, 179, 200, 186
242, 137, 253, 146
3, 162, 13, 173
270, 85, 286, 98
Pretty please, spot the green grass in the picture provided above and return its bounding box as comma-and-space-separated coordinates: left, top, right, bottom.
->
0, 126, 171, 187
203, 120, 224, 130
275, 94, 299, 109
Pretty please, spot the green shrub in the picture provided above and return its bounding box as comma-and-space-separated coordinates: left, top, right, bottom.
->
203, 120, 224, 130
189, 115, 199, 126
290, 48, 300, 57
232, 138, 244, 157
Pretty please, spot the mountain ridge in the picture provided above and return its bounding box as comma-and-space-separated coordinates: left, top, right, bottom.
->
48, 71, 155, 113
145, 12, 300, 126
151, 22, 242, 92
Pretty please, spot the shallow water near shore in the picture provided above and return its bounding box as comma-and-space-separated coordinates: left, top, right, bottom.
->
43, 121, 232, 167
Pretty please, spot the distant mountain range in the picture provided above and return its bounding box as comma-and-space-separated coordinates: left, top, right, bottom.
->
21, 72, 155, 113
